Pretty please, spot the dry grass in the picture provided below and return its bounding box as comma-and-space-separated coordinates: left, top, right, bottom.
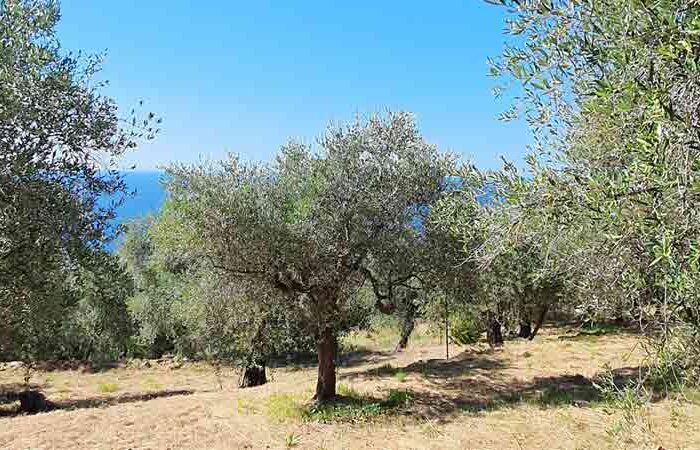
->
343, 321, 443, 352
1, 325, 699, 450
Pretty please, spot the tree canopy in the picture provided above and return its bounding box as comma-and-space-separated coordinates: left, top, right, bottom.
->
162, 112, 456, 400
0, 0, 156, 360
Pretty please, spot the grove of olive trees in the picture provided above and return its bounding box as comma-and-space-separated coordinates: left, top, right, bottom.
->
3, 1, 700, 428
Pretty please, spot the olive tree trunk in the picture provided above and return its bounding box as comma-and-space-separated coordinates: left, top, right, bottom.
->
395, 318, 415, 352
394, 308, 417, 352
487, 319, 504, 347
528, 303, 550, 341
18, 390, 51, 414
314, 326, 337, 402
239, 319, 268, 388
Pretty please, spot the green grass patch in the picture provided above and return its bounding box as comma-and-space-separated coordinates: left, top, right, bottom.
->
383, 389, 415, 407
265, 384, 415, 423
395, 370, 408, 383
284, 432, 302, 448
236, 398, 258, 415
366, 363, 399, 377
578, 324, 624, 336
336, 383, 361, 397
342, 319, 439, 352
142, 377, 164, 390
265, 393, 308, 421
306, 388, 414, 422
535, 388, 577, 406
559, 323, 626, 341
682, 388, 700, 405
97, 382, 119, 393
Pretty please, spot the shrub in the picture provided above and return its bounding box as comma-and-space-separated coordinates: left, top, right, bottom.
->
646, 328, 700, 393
450, 307, 483, 345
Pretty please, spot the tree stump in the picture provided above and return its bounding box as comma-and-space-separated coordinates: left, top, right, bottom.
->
518, 322, 532, 339
18, 390, 52, 414
239, 365, 267, 388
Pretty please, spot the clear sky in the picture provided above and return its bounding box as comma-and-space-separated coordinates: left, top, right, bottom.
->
56, 1, 530, 171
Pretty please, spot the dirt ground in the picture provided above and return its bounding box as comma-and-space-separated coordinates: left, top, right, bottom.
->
1, 326, 699, 450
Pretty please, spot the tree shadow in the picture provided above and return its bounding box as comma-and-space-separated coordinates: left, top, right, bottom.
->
269, 349, 395, 370
0, 388, 194, 417
0, 383, 44, 404
400, 367, 653, 422
341, 347, 649, 423
340, 349, 395, 368
406, 351, 509, 378
4, 361, 127, 373
341, 348, 508, 383
557, 323, 638, 342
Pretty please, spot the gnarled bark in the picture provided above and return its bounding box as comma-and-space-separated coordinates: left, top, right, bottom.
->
18, 390, 52, 414
314, 326, 337, 402
394, 298, 418, 352
528, 303, 550, 341
487, 319, 504, 347
395, 315, 415, 352
239, 318, 269, 388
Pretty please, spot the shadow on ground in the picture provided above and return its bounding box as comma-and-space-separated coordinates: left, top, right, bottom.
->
0, 388, 194, 417
341, 348, 647, 422
270, 349, 395, 370
342, 348, 509, 384
557, 323, 638, 341
396, 372, 601, 422
402, 367, 649, 422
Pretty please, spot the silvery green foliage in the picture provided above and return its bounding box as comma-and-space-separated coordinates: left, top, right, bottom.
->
429, 162, 566, 337
487, 0, 700, 381
120, 216, 215, 357
163, 112, 456, 345
119, 214, 319, 361
0, 0, 156, 360
56, 251, 134, 360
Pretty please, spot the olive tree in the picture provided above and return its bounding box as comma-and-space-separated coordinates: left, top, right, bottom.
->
490, 0, 700, 382
164, 112, 455, 401
0, 0, 157, 361
430, 159, 574, 346
119, 214, 318, 384
360, 216, 443, 352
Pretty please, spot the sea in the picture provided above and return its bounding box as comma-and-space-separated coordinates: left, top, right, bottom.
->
106, 171, 166, 250
118, 171, 167, 221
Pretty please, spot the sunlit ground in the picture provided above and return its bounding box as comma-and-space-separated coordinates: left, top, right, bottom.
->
1, 325, 699, 450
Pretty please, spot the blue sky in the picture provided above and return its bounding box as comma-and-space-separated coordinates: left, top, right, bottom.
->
57, 1, 530, 171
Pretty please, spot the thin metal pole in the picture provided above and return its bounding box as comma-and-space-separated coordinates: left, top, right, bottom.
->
444, 297, 449, 360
